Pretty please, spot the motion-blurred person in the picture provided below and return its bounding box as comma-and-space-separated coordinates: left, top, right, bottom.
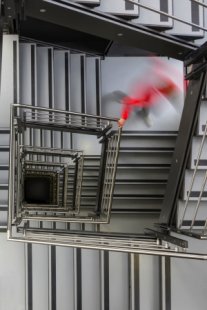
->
117, 60, 182, 127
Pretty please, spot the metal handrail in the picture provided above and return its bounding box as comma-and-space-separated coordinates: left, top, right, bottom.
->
14, 104, 118, 122
190, 0, 207, 10
8, 234, 207, 260
179, 120, 207, 228
178, 120, 207, 236
125, 0, 207, 32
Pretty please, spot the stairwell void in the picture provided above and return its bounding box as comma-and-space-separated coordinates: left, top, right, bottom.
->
9, 104, 121, 228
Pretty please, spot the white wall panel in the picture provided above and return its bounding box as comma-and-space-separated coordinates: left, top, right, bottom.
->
109, 252, 129, 310
56, 247, 75, 310
171, 240, 207, 310
0, 35, 19, 126
32, 244, 49, 310
82, 249, 101, 310
0, 234, 25, 310
139, 255, 160, 310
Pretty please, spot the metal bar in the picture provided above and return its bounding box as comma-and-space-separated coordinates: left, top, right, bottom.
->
95, 58, 101, 119
16, 128, 21, 218
25, 243, 33, 310
165, 257, 171, 310
73, 159, 78, 211
21, 122, 106, 136
24, 161, 66, 167
22, 232, 166, 249
23, 146, 81, 156
106, 130, 122, 221
48, 48, 53, 109
31, 44, 36, 107
80, 55, 86, 115
159, 256, 163, 310
13, 40, 18, 103
129, 254, 140, 310
172, 228, 207, 239
185, 63, 207, 80
18, 227, 157, 240
126, 0, 207, 32
14, 104, 118, 121
74, 156, 84, 213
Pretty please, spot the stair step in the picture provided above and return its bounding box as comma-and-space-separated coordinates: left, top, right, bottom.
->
79, 194, 164, 199
188, 191, 207, 198
194, 159, 207, 167
119, 147, 174, 153
115, 179, 167, 185
120, 130, 178, 137
113, 194, 164, 199
111, 208, 161, 214
81, 164, 171, 171
181, 220, 206, 227
117, 164, 171, 169
84, 156, 101, 159
81, 164, 171, 170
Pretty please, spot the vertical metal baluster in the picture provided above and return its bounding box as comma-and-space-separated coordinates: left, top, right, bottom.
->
129, 253, 140, 310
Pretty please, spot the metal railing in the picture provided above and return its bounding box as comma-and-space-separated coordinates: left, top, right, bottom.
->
17, 104, 113, 132
177, 121, 207, 238
125, 0, 207, 33
101, 132, 121, 222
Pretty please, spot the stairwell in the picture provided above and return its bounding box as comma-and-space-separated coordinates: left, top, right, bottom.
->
1, 1, 207, 310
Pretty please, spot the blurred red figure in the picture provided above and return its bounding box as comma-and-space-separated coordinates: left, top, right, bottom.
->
118, 60, 181, 127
